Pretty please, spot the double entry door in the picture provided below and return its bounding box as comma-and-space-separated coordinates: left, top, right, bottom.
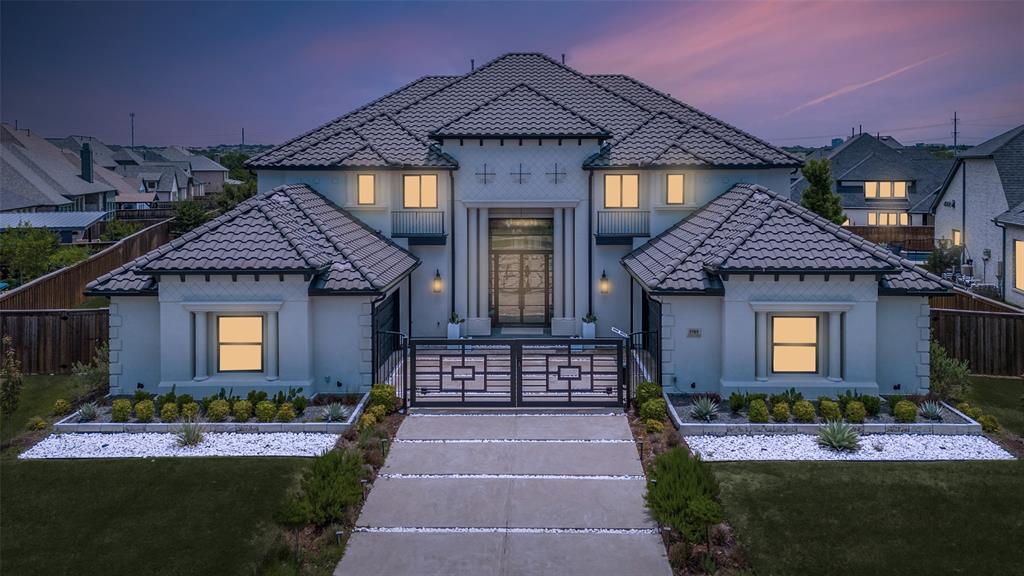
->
489, 218, 553, 326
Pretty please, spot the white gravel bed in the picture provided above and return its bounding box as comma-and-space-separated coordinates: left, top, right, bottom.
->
18, 432, 338, 459
685, 434, 1015, 462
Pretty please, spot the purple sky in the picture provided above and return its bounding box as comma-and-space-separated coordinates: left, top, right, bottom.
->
2, 1, 1021, 148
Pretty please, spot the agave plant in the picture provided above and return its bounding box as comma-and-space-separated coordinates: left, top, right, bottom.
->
175, 419, 205, 448
78, 401, 98, 422
690, 396, 720, 422
324, 403, 349, 422
817, 420, 861, 452
919, 400, 945, 421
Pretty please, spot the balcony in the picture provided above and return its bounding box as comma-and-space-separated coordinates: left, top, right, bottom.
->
595, 210, 650, 244
392, 210, 446, 245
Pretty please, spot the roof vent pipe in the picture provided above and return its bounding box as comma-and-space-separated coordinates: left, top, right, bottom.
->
81, 143, 93, 183
561, 53, 565, 65
470, 59, 475, 71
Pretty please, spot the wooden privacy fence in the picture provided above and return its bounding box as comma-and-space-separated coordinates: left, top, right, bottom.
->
930, 307, 1024, 377
846, 225, 935, 252
0, 219, 170, 310
0, 309, 109, 374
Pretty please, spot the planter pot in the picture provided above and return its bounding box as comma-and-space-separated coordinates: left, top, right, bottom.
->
447, 323, 462, 339
581, 321, 596, 339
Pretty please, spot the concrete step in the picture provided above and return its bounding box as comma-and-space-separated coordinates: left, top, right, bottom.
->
383, 440, 643, 476
397, 414, 633, 441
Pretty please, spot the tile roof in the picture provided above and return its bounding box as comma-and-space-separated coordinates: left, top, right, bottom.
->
249, 54, 798, 170
86, 184, 419, 295
622, 183, 951, 294
996, 201, 1024, 227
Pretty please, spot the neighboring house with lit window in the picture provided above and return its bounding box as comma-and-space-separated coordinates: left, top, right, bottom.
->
933, 125, 1024, 290
87, 54, 949, 399
995, 203, 1024, 309
790, 133, 953, 227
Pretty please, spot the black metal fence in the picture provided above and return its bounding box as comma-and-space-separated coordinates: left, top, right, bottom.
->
391, 210, 445, 237
374, 330, 408, 407
595, 210, 650, 238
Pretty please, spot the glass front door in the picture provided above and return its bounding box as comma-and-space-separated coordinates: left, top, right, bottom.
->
489, 219, 553, 326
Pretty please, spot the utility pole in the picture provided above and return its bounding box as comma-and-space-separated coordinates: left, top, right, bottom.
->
952, 111, 959, 150
130, 112, 135, 149
241, 127, 245, 152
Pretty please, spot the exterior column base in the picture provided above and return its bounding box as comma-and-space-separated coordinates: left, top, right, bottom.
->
464, 317, 492, 336
551, 317, 577, 336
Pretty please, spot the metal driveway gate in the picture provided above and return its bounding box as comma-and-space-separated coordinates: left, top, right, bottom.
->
408, 338, 624, 408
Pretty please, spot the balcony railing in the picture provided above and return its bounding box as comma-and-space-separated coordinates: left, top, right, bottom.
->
392, 210, 446, 244
595, 210, 650, 244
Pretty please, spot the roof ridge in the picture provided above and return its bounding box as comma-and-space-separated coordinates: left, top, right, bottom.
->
834, 151, 874, 181
255, 191, 326, 269
432, 82, 609, 136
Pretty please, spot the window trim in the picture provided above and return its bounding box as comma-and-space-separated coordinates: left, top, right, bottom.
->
216, 315, 264, 374
403, 174, 438, 209
666, 174, 686, 205
603, 174, 640, 209
357, 174, 375, 205
770, 315, 819, 374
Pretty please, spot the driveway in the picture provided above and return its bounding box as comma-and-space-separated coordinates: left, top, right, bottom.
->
335, 413, 672, 576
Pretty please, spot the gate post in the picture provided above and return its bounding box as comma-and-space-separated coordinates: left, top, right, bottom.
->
409, 342, 417, 407
512, 341, 522, 406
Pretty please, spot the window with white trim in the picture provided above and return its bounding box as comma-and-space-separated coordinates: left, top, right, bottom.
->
403, 174, 437, 208
217, 316, 263, 372
1015, 240, 1023, 291
666, 174, 686, 205
771, 316, 818, 373
604, 174, 639, 208
357, 174, 375, 205
864, 181, 908, 199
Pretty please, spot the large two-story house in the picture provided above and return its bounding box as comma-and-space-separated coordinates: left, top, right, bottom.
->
88, 54, 948, 402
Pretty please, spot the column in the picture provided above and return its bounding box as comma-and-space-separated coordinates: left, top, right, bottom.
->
193, 311, 208, 380
564, 208, 575, 319
553, 208, 564, 318
454, 204, 469, 318
467, 208, 478, 318
755, 312, 767, 381
573, 202, 588, 332
266, 311, 279, 380
828, 311, 842, 381
477, 208, 489, 317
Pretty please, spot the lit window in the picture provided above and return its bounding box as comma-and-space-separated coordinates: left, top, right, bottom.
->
864, 182, 878, 198
1015, 240, 1024, 290
879, 181, 893, 198
772, 316, 818, 373
894, 182, 907, 198
900, 213, 909, 226
604, 174, 639, 208
867, 212, 877, 225
952, 229, 962, 246
217, 316, 263, 372
403, 175, 437, 208
357, 174, 375, 205
666, 174, 685, 205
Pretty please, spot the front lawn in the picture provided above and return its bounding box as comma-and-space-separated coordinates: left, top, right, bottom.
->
714, 460, 1024, 575
1, 374, 91, 445
966, 375, 1023, 435
0, 456, 306, 576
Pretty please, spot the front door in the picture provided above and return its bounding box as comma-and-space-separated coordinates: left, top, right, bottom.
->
490, 218, 553, 326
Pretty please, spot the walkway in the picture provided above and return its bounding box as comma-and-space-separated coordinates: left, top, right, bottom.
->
335, 413, 672, 576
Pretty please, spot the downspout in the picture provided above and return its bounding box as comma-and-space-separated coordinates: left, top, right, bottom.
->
449, 170, 456, 313
961, 161, 967, 266
587, 170, 594, 316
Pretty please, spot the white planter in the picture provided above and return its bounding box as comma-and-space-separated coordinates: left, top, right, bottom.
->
447, 323, 462, 339
581, 321, 596, 340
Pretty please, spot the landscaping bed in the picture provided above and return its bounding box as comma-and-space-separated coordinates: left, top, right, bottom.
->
685, 433, 1013, 461
19, 432, 340, 459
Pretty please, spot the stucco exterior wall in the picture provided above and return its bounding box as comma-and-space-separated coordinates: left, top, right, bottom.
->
876, 296, 930, 394
311, 296, 374, 392
934, 159, 1008, 284
108, 296, 161, 395
659, 296, 723, 394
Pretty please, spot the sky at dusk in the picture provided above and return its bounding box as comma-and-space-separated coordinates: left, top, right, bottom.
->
2, 1, 1022, 148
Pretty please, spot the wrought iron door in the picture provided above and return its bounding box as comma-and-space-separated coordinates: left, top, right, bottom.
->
493, 252, 552, 325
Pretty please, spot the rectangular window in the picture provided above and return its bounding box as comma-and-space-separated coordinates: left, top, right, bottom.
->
867, 212, 877, 225
952, 229, 962, 246
864, 182, 878, 198
666, 174, 685, 205
894, 181, 907, 198
403, 174, 437, 208
772, 316, 818, 373
217, 316, 263, 372
357, 174, 375, 205
1015, 240, 1023, 290
604, 174, 639, 208
879, 181, 893, 198
899, 212, 909, 226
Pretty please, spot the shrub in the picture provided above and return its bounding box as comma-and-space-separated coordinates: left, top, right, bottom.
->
0, 335, 24, 416
817, 421, 861, 452
52, 399, 72, 417
246, 390, 268, 406
175, 420, 204, 447
367, 404, 387, 422
292, 395, 309, 415
748, 399, 769, 423
78, 401, 98, 422
206, 399, 230, 422
771, 387, 803, 408
860, 395, 881, 417
134, 399, 155, 423
133, 389, 152, 404
276, 402, 296, 422
71, 343, 109, 394
893, 400, 917, 423
689, 396, 719, 422
728, 392, 746, 414
844, 400, 866, 423
640, 398, 668, 422
160, 402, 179, 423
26, 416, 48, 431
930, 340, 971, 400
955, 402, 983, 421
746, 393, 768, 407
369, 384, 397, 414
233, 399, 253, 421
636, 381, 662, 409
111, 399, 132, 422
819, 399, 841, 422
646, 419, 665, 434
684, 495, 723, 545
644, 447, 720, 541
667, 542, 688, 570
978, 414, 1000, 434
156, 386, 177, 411
793, 400, 816, 423
180, 402, 200, 420
920, 401, 945, 421
297, 448, 366, 526
324, 403, 348, 422
255, 400, 277, 423
771, 401, 789, 422
176, 394, 195, 409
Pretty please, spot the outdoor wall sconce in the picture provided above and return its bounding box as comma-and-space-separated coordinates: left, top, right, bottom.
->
432, 269, 443, 293
599, 270, 610, 294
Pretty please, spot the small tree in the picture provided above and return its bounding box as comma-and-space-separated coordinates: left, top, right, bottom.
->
926, 244, 963, 274
929, 340, 970, 400
100, 220, 143, 242
0, 223, 58, 284
47, 245, 91, 271
216, 180, 256, 213
72, 343, 109, 394
799, 159, 846, 225
0, 336, 24, 416
172, 200, 210, 235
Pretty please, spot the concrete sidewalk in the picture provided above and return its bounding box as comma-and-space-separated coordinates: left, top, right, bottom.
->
335, 413, 672, 576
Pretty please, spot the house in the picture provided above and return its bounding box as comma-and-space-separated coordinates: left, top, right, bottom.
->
932, 125, 1024, 290
791, 133, 953, 227
49, 135, 120, 170
117, 163, 196, 202
149, 146, 229, 194
995, 203, 1024, 308
86, 53, 948, 400
0, 211, 109, 243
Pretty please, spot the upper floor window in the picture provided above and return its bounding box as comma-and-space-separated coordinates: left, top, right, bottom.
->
864, 181, 908, 199
217, 316, 263, 372
666, 174, 686, 205
952, 229, 962, 246
357, 174, 375, 205
771, 316, 818, 374
1015, 240, 1023, 291
403, 174, 438, 208
604, 174, 639, 208
867, 211, 908, 226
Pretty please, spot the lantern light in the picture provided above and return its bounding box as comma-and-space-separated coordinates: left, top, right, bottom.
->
432, 269, 443, 293
599, 270, 610, 294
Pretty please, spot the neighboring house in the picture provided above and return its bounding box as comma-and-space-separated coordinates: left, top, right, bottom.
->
932, 125, 1024, 289
87, 53, 948, 400
150, 146, 229, 194
49, 135, 120, 170
112, 147, 144, 167
1, 123, 128, 213
0, 211, 108, 243
791, 133, 953, 227
995, 202, 1024, 308
117, 163, 195, 202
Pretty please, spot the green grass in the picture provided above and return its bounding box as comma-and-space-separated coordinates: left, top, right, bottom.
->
0, 457, 307, 576
966, 376, 1024, 435
1, 375, 91, 445
714, 460, 1024, 575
